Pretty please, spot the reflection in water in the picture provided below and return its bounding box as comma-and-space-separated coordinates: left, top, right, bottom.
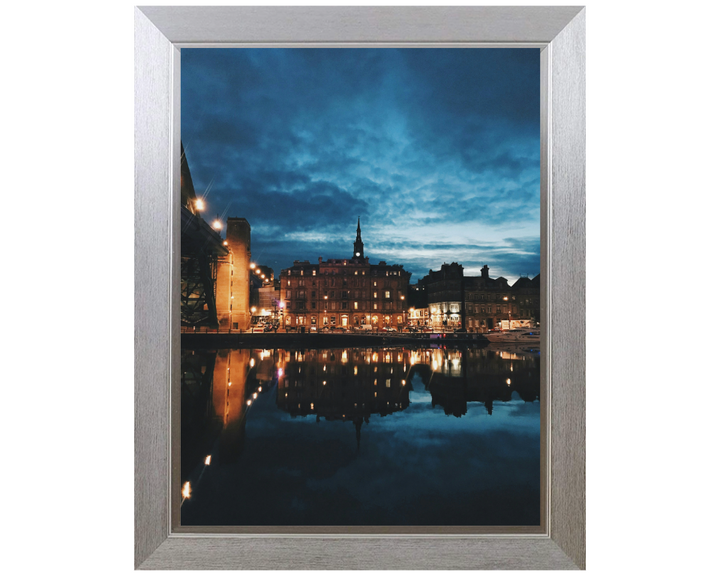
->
181, 345, 540, 526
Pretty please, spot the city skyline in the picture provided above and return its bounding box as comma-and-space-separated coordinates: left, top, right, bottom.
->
181, 48, 540, 282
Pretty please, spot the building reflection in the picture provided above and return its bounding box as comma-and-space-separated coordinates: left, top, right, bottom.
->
181, 345, 540, 498
274, 346, 540, 428
415, 347, 540, 417
181, 348, 274, 477
276, 348, 412, 449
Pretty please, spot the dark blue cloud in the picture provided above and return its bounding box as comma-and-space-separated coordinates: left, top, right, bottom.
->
182, 48, 540, 280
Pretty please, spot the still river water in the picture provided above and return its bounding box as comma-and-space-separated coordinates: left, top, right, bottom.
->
180, 343, 541, 526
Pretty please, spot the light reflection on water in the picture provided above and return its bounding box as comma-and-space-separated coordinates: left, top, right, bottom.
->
180, 344, 540, 526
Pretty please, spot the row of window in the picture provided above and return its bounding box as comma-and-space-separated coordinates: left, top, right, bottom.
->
286, 268, 404, 277
291, 301, 399, 311
287, 289, 395, 299
285, 314, 404, 325
287, 278, 399, 288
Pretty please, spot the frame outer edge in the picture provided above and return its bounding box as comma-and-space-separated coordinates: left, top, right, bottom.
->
135, 5, 587, 570
135, 7, 173, 568
549, 8, 586, 570
138, 6, 585, 44
142, 536, 578, 570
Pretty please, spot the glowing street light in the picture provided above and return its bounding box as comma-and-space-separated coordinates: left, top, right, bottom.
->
204, 455, 212, 466
194, 198, 205, 211
182, 482, 191, 500
212, 218, 222, 231
250, 263, 256, 269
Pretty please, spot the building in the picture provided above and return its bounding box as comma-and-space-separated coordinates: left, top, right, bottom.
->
215, 217, 252, 331
508, 274, 541, 325
465, 266, 540, 331
280, 220, 411, 330
407, 282, 430, 328
425, 262, 465, 330
249, 265, 281, 323
423, 263, 540, 332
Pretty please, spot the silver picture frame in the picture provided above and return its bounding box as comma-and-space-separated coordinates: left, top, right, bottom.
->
135, 6, 585, 570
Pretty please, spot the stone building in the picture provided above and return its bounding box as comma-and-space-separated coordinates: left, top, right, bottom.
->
280, 220, 411, 330
407, 282, 430, 328
425, 262, 465, 330
508, 274, 541, 325
463, 265, 511, 331
423, 263, 540, 332
215, 217, 252, 331
464, 266, 540, 332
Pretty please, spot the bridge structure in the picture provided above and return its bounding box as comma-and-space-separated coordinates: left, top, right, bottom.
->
180, 144, 251, 330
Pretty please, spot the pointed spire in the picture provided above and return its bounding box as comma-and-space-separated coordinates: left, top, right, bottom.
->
353, 218, 364, 259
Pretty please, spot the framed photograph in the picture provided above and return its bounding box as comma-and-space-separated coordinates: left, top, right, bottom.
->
135, 6, 585, 570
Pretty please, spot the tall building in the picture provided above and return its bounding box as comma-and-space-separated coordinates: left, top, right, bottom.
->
215, 218, 252, 331
280, 221, 411, 330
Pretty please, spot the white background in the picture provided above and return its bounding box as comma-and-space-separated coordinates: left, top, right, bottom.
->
2, 0, 718, 574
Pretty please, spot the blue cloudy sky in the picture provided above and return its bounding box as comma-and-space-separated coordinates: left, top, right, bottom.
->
181, 48, 540, 282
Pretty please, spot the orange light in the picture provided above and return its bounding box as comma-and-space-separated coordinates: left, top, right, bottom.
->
182, 482, 191, 500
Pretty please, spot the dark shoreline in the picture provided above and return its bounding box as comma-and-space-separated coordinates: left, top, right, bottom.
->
181, 332, 490, 349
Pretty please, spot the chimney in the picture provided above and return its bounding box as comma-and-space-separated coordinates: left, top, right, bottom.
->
481, 265, 489, 279
318, 257, 323, 264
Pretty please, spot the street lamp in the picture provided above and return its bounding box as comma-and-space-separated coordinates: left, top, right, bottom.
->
212, 216, 222, 231
194, 198, 205, 211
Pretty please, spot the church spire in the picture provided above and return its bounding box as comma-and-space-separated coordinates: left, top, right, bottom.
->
353, 218, 364, 260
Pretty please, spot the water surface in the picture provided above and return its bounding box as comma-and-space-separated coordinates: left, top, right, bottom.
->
180, 344, 540, 526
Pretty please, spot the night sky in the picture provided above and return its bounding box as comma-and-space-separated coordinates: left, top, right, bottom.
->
181, 48, 540, 283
